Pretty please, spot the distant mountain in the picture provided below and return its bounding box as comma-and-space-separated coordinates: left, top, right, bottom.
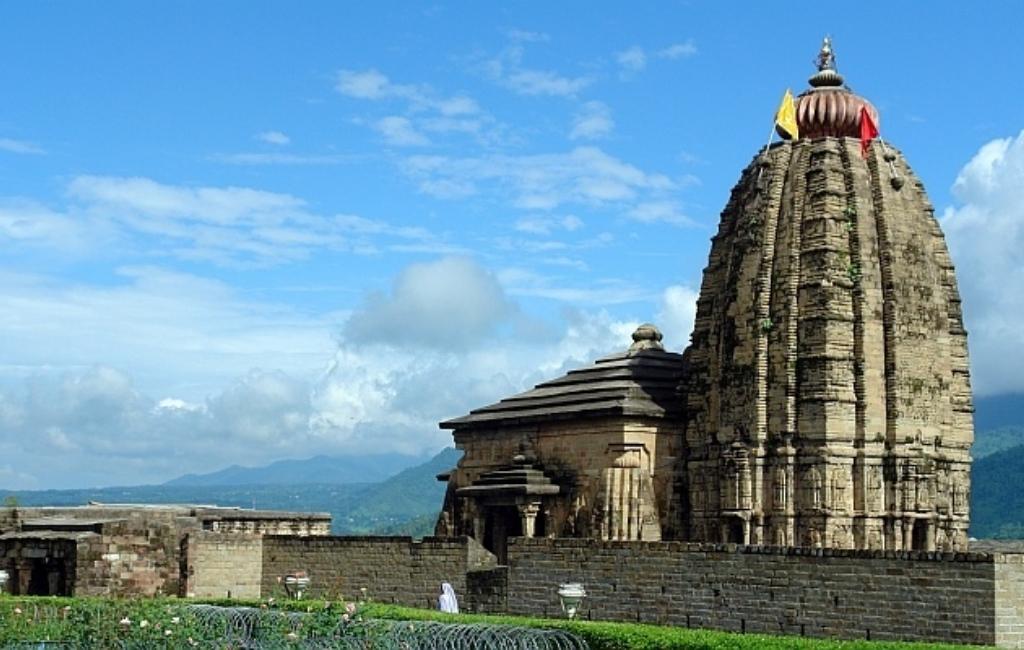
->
971, 442, 1024, 538
974, 393, 1024, 432
2, 448, 463, 537
973, 426, 1024, 459
164, 452, 430, 487
346, 447, 462, 533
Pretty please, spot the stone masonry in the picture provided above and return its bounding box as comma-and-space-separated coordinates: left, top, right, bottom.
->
506, 538, 1024, 647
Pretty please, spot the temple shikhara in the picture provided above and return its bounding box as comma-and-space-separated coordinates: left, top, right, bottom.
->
437, 39, 974, 557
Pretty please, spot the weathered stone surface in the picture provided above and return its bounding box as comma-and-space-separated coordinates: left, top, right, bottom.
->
506, 538, 1012, 646
682, 137, 972, 550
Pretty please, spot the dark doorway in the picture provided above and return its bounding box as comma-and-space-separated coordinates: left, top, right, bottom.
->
911, 519, 929, 551
726, 518, 745, 544
26, 559, 68, 596
485, 506, 522, 564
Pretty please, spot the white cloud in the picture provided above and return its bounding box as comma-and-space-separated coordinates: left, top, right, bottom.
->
481, 41, 591, 98
336, 68, 479, 115
514, 214, 584, 235
942, 130, 1024, 395
336, 69, 392, 99
658, 40, 697, 59
344, 257, 515, 349
616, 46, 647, 72
503, 69, 590, 97
373, 116, 431, 147
0, 176, 441, 266
0, 137, 45, 155
256, 131, 290, 145
0, 267, 336, 400
656, 284, 698, 350
570, 101, 614, 140
404, 146, 674, 211
627, 200, 698, 226
0, 252, 689, 487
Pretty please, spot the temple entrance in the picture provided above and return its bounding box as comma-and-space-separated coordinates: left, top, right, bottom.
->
911, 519, 930, 551
484, 506, 522, 564
17, 558, 68, 596
724, 517, 746, 544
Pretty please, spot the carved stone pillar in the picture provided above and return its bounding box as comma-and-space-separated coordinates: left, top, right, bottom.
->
518, 502, 540, 538
472, 512, 485, 542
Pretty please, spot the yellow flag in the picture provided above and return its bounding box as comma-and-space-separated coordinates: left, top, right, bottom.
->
774, 89, 799, 140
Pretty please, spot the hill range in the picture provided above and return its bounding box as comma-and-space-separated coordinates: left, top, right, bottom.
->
3, 394, 1023, 539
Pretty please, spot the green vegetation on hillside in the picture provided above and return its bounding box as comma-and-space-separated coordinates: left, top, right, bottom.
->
970, 441, 1024, 538
972, 425, 1024, 459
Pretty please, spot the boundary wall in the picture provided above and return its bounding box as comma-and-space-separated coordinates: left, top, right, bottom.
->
506, 538, 1024, 648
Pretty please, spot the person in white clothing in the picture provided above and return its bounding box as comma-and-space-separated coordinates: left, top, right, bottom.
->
438, 582, 459, 613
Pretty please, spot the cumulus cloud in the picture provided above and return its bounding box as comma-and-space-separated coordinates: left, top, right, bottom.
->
570, 101, 614, 140
656, 284, 699, 351
344, 257, 515, 349
942, 130, 1024, 395
404, 146, 674, 211
256, 131, 290, 145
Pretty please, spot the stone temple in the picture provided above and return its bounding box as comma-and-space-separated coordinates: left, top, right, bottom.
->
437, 39, 973, 558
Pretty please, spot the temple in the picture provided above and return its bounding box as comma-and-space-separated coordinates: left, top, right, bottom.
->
437, 38, 973, 556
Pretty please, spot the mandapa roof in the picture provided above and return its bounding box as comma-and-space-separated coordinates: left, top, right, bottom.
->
441, 324, 686, 430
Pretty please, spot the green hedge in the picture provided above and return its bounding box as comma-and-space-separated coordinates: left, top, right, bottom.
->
359, 603, 979, 650
0, 596, 982, 650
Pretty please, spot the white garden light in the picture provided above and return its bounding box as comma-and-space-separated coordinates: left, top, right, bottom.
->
557, 583, 586, 620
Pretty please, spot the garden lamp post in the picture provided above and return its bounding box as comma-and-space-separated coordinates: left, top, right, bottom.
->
557, 582, 586, 619
0, 569, 8, 593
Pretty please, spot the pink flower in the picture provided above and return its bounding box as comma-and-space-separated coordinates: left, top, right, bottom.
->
345, 602, 357, 614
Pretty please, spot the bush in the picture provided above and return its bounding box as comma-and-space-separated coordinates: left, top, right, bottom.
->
0, 596, 977, 650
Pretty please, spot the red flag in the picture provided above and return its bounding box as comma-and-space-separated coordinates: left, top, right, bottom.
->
860, 106, 879, 158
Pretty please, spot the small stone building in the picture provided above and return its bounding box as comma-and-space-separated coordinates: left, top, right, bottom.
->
0, 503, 329, 596
438, 39, 974, 555
437, 324, 685, 561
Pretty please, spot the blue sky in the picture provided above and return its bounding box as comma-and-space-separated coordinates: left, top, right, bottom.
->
2, 2, 1023, 488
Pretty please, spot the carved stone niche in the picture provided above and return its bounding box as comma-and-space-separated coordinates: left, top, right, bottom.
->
598, 443, 661, 541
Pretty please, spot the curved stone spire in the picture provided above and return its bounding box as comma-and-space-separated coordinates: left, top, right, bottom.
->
778, 38, 880, 139
682, 135, 973, 551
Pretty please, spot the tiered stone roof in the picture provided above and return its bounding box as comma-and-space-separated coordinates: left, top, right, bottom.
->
441, 324, 685, 430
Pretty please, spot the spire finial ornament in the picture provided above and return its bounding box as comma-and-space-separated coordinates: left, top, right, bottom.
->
809, 35, 844, 88
816, 36, 836, 72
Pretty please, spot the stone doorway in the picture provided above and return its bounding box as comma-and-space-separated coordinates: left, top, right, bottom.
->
484, 506, 523, 564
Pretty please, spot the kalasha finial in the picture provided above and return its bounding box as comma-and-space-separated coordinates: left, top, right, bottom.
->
816, 36, 836, 71
809, 36, 844, 87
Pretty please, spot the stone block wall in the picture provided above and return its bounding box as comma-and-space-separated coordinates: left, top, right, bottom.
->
74, 519, 182, 597
184, 532, 263, 599
465, 567, 508, 614
260, 536, 495, 608
506, 538, 1014, 646
996, 556, 1024, 648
